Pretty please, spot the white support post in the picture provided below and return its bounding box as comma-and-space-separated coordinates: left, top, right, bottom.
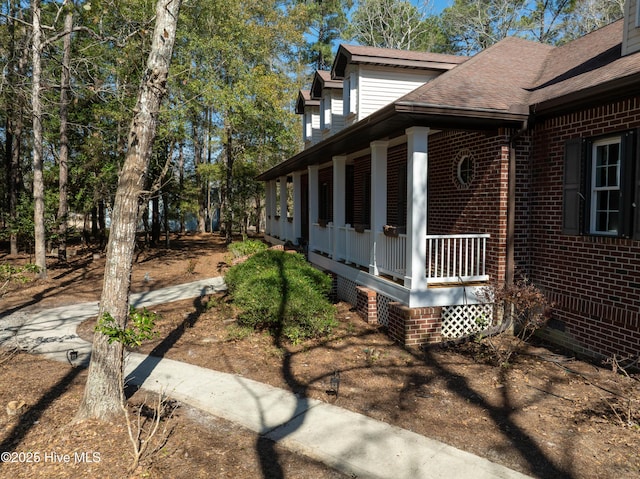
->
404, 127, 429, 291
265, 180, 272, 236
264, 181, 271, 236
370, 140, 388, 275
279, 175, 288, 241
332, 156, 347, 260
308, 165, 319, 251
292, 171, 303, 244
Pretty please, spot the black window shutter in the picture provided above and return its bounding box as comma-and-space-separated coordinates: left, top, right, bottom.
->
621, 130, 637, 238
634, 129, 640, 240
562, 138, 583, 235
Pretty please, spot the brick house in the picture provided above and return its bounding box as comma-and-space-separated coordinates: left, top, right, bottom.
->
258, 0, 640, 361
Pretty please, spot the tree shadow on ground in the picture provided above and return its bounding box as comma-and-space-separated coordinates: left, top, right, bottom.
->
124, 291, 208, 399
420, 345, 574, 478
0, 362, 83, 452
248, 284, 577, 479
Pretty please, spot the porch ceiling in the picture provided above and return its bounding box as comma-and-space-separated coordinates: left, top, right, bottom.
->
257, 102, 528, 181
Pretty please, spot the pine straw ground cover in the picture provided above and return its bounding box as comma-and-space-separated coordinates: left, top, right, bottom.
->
1, 233, 639, 478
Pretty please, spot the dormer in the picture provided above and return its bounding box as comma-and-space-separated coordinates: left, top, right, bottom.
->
331, 45, 467, 127
296, 90, 321, 148
310, 70, 344, 139
622, 0, 640, 56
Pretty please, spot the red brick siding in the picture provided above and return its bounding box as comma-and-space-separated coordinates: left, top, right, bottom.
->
356, 286, 378, 324
388, 303, 442, 346
428, 130, 513, 285
527, 97, 640, 359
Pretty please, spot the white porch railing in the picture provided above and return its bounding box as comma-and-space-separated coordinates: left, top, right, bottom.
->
376, 232, 407, 280
311, 223, 333, 256
427, 234, 490, 283
342, 226, 372, 268
310, 228, 490, 285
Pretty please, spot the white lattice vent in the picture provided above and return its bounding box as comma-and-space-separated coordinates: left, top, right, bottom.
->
441, 304, 494, 339
337, 276, 357, 306
377, 294, 392, 327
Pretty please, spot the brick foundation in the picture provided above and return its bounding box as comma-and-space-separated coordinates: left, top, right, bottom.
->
355, 286, 377, 324
388, 303, 443, 347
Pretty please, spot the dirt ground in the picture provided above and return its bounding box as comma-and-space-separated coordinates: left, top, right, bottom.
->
1, 234, 639, 478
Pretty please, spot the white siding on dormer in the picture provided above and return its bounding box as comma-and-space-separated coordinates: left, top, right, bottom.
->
622, 0, 640, 56
358, 66, 437, 120
311, 108, 321, 145
304, 112, 312, 141
322, 90, 345, 140
303, 106, 322, 148
321, 95, 331, 131
343, 77, 350, 117
344, 70, 358, 127
330, 90, 344, 134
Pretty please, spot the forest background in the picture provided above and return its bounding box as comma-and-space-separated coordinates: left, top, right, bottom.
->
0, 0, 626, 279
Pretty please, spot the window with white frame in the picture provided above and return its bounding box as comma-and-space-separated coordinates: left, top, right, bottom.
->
304, 112, 312, 140
349, 72, 357, 115
321, 95, 331, 130
343, 77, 350, 117
590, 138, 621, 235
562, 130, 639, 239
343, 73, 357, 117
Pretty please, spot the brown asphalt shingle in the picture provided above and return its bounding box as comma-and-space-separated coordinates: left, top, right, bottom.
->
399, 37, 554, 112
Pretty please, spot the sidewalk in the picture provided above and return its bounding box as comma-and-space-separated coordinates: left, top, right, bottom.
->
1, 278, 533, 479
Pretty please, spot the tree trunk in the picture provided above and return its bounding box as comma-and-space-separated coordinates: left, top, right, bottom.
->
224, 126, 234, 243
76, 0, 182, 422
5, 0, 27, 257
162, 190, 170, 248
178, 142, 185, 234
31, 0, 47, 278
57, 0, 73, 262
151, 194, 160, 245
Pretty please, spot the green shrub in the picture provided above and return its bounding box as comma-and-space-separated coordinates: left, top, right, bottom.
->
225, 250, 336, 343
227, 238, 268, 259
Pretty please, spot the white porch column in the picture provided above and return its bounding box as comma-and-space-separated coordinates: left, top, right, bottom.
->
265, 180, 273, 236
279, 175, 288, 241
332, 155, 347, 260
308, 165, 319, 250
404, 127, 429, 291
292, 171, 303, 244
369, 140, 388, 275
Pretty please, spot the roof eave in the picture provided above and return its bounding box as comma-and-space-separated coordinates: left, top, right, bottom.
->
531, 72, 640, 117
257, 103, 528, 181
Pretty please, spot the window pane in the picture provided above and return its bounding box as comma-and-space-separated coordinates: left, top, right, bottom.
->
608, 212, 619, 232
608, 165, 619, 187
596, 166, 607, 187
596, 211, 607, 232
597, 191, 608, 210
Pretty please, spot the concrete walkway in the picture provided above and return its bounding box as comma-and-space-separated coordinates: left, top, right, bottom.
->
1, 278, 533, 479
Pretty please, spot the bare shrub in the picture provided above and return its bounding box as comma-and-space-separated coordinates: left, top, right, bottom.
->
123, 392, 178, 473
476, 278, 552, 367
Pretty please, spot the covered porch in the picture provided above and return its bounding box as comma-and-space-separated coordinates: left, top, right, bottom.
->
262, 126, 503, 311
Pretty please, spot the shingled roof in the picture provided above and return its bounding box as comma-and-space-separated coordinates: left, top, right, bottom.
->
528, 20, 640, 113
398, 37, 553, 114
259, 18, 640, 181
311, 70, 342, 99
332, 44, 467, 79
295, 90, 319, 115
